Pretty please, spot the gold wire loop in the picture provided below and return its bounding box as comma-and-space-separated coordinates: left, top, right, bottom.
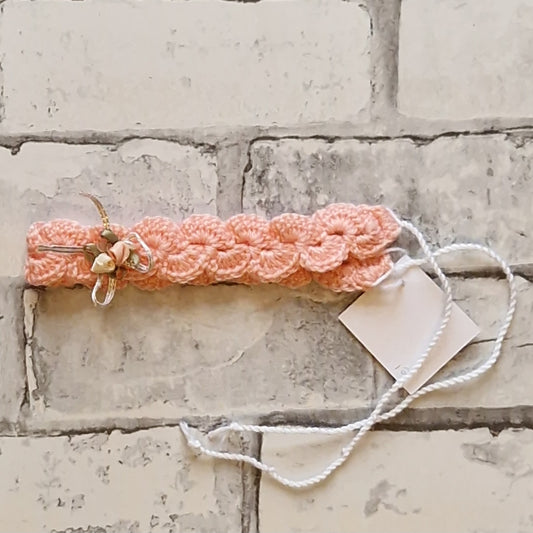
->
80, 192, 111, 230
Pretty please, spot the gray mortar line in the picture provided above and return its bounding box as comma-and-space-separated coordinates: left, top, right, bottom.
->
240, 433, 262, 533
8, 405, 533, 439
215, 141, 250, 219
365, 0, 401, 117
2, 121, 533, 152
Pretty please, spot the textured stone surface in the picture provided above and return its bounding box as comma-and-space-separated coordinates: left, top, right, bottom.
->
260, 429, 533, 533
0, 140, 217, 277
0, 427, 244, 533
29, 284, 376, 423
0, 278, 26, 426
0, 0, 370, 131
243, 135, 533, 266
398, 0, 533, 119
28, 274, 533, 424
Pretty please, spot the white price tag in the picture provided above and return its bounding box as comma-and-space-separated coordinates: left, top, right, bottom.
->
339, 258, 480, 393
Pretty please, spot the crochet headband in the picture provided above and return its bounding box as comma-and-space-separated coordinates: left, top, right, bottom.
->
24, 194, 517, 489
26, 194, 401, 305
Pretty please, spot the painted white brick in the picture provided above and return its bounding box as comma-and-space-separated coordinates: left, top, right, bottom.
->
27, 275, 533, 425
240, 135, 533, 411
0, 427, 244, 533
243, 135, 533, 267
398, 0, 533, 119
29, 283, 376, 425
0, 140, 217, 277
0, 0, 370, 131
260, 429, 533, 533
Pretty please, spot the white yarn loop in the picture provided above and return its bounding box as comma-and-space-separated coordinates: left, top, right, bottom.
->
180, 217, 517, 489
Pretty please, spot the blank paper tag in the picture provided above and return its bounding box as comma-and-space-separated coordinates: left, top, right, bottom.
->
339, 259, 480, 393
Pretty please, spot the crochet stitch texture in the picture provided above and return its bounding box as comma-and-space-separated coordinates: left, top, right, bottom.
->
26, 203, 400, 292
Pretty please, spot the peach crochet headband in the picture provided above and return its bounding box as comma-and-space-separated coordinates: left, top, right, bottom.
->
24, 194, 518, 490
25, 194, 401, 305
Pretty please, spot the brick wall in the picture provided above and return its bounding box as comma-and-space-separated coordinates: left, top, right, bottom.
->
1, 0, 533, 531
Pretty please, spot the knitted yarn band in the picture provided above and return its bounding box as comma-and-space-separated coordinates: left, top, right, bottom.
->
26, 203, 400, 294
